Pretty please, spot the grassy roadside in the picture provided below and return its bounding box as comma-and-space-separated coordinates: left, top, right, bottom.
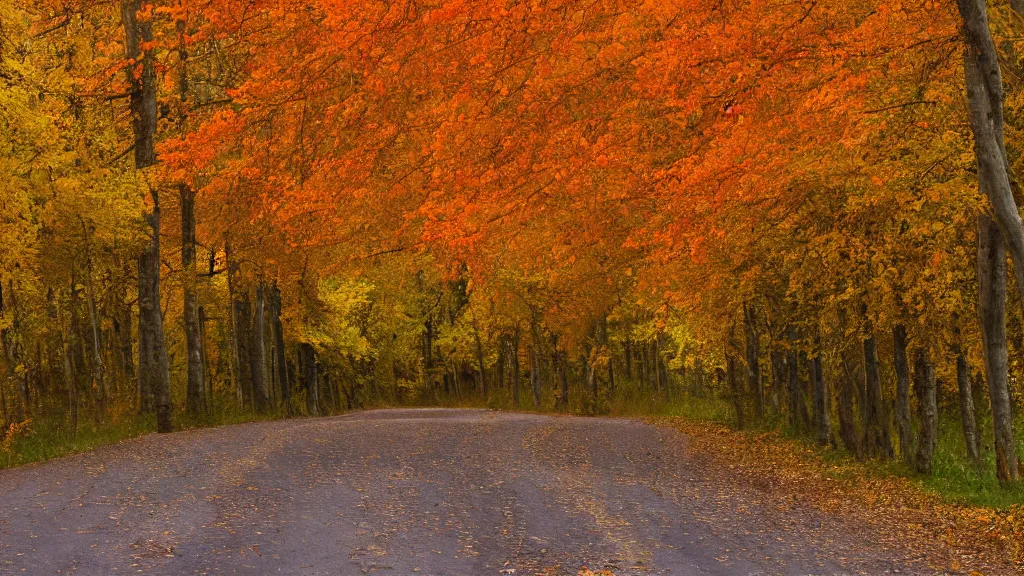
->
0, 406, 286, 470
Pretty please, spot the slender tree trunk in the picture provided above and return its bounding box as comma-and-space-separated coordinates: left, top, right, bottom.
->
511, 327, 520, 408
977, 214, 1020, 483
123, 0, 170, 433
744, 303, 763, 420
652, 339, 662, 392
199, 306, 212, 407
785, 326, 807, 430
0, 284, 22, 422
810, 343, 829, 446
271, 283, 289, 413
181, 185, 205, 414
862, 324, 893, 459
639, 340, 648, 391
225, 242, 243, 407
496, 333, 506, 391
299, 342, 319, 416
607, 343, 616, 394
559, 351, 569, 409
60, 310, 78, 434
472, 318, 487, 399
234, 289, 254, 410
727, 351, 744, 429
892, 324, 913, 464
530, 319, 542, 407
624, 337, 633, 380
957, 350, 981, 465
117, 263, 134, 380
252, 283, 269, 410
913, 348, 938, 475
423, 318, 434, 390
957, 0, 1024, 311
838, 354, 862, 458
770, 348, 785, 411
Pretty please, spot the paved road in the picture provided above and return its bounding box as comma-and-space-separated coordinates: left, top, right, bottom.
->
0, 409, 940, 575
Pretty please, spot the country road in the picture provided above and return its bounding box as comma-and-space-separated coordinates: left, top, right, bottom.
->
0, 409, 944, 575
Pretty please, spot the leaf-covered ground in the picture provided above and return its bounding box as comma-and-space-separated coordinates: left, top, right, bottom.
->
656, 417, 1024, 574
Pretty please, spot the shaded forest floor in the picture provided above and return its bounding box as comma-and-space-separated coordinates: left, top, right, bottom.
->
4, 391, 1024, 570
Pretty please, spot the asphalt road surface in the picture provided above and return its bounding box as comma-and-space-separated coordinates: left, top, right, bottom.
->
0, 409, 942, 575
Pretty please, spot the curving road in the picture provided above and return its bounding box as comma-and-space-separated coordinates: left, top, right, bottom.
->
0, 409, 940, 575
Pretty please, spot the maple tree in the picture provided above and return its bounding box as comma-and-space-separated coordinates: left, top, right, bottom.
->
4, 0, 1024, 503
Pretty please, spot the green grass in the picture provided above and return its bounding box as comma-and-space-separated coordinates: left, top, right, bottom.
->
915, 418, 1024, 509
0, 404, 288, 470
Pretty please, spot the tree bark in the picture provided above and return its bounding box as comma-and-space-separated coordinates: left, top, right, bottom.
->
892, 324, 913, 464
530, 319, 542, 407
810, 344, 829, 446
559, 351, 569, 409
957, 0, 1024, 312
785, 326, 808, 430
744, 303, 763, 420
624, 337, 633, 380
511, 327, 521, 408
271, 283, 289, 413
977, 214, 1020, 483
838, 354, 862, 458
182, 185, 205, 414
252, 283, 269, 410
913, 348, 938, 475
225, 242, 243, 407
728, 351, 744, 429
862, 326, 893, 459
123, 0, 170, 433
299, 342, 319, 416
472, 318, 487, 399
234, 289, 254, 410
770, 348, 786, 411
957, 350, 981, 465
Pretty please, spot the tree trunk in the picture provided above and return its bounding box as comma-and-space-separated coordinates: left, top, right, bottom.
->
496, 334, 506, 391
913, 348, 938, 475
271, 283, 289, 413
810, 345, 829, 446
559, 351, 569, 409
652, 339, 662, 392
511, 327, 520, 408
957, 0, 1024, 313
744, 303, 763, 420
181, 185, 205, 414
423, 318, 434, 390
977, 214, 1020, 483
0, 284, 22, 422
728, 352, 744, 429
624, 337, 633, 380
473, 318, 487, 399
234, 289, 254, 410
530, 319, 542, 407
862, 327, 893, 459
838, 354, 862, 458
770, 348, 786, 411
892, 324, 913, 464
785, 326, 808, 430
957, 351, 981, 465
252, 283, 269, 410
123, 0, 170, 433
299, 342, 319, 416
55, 303, 78, 433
